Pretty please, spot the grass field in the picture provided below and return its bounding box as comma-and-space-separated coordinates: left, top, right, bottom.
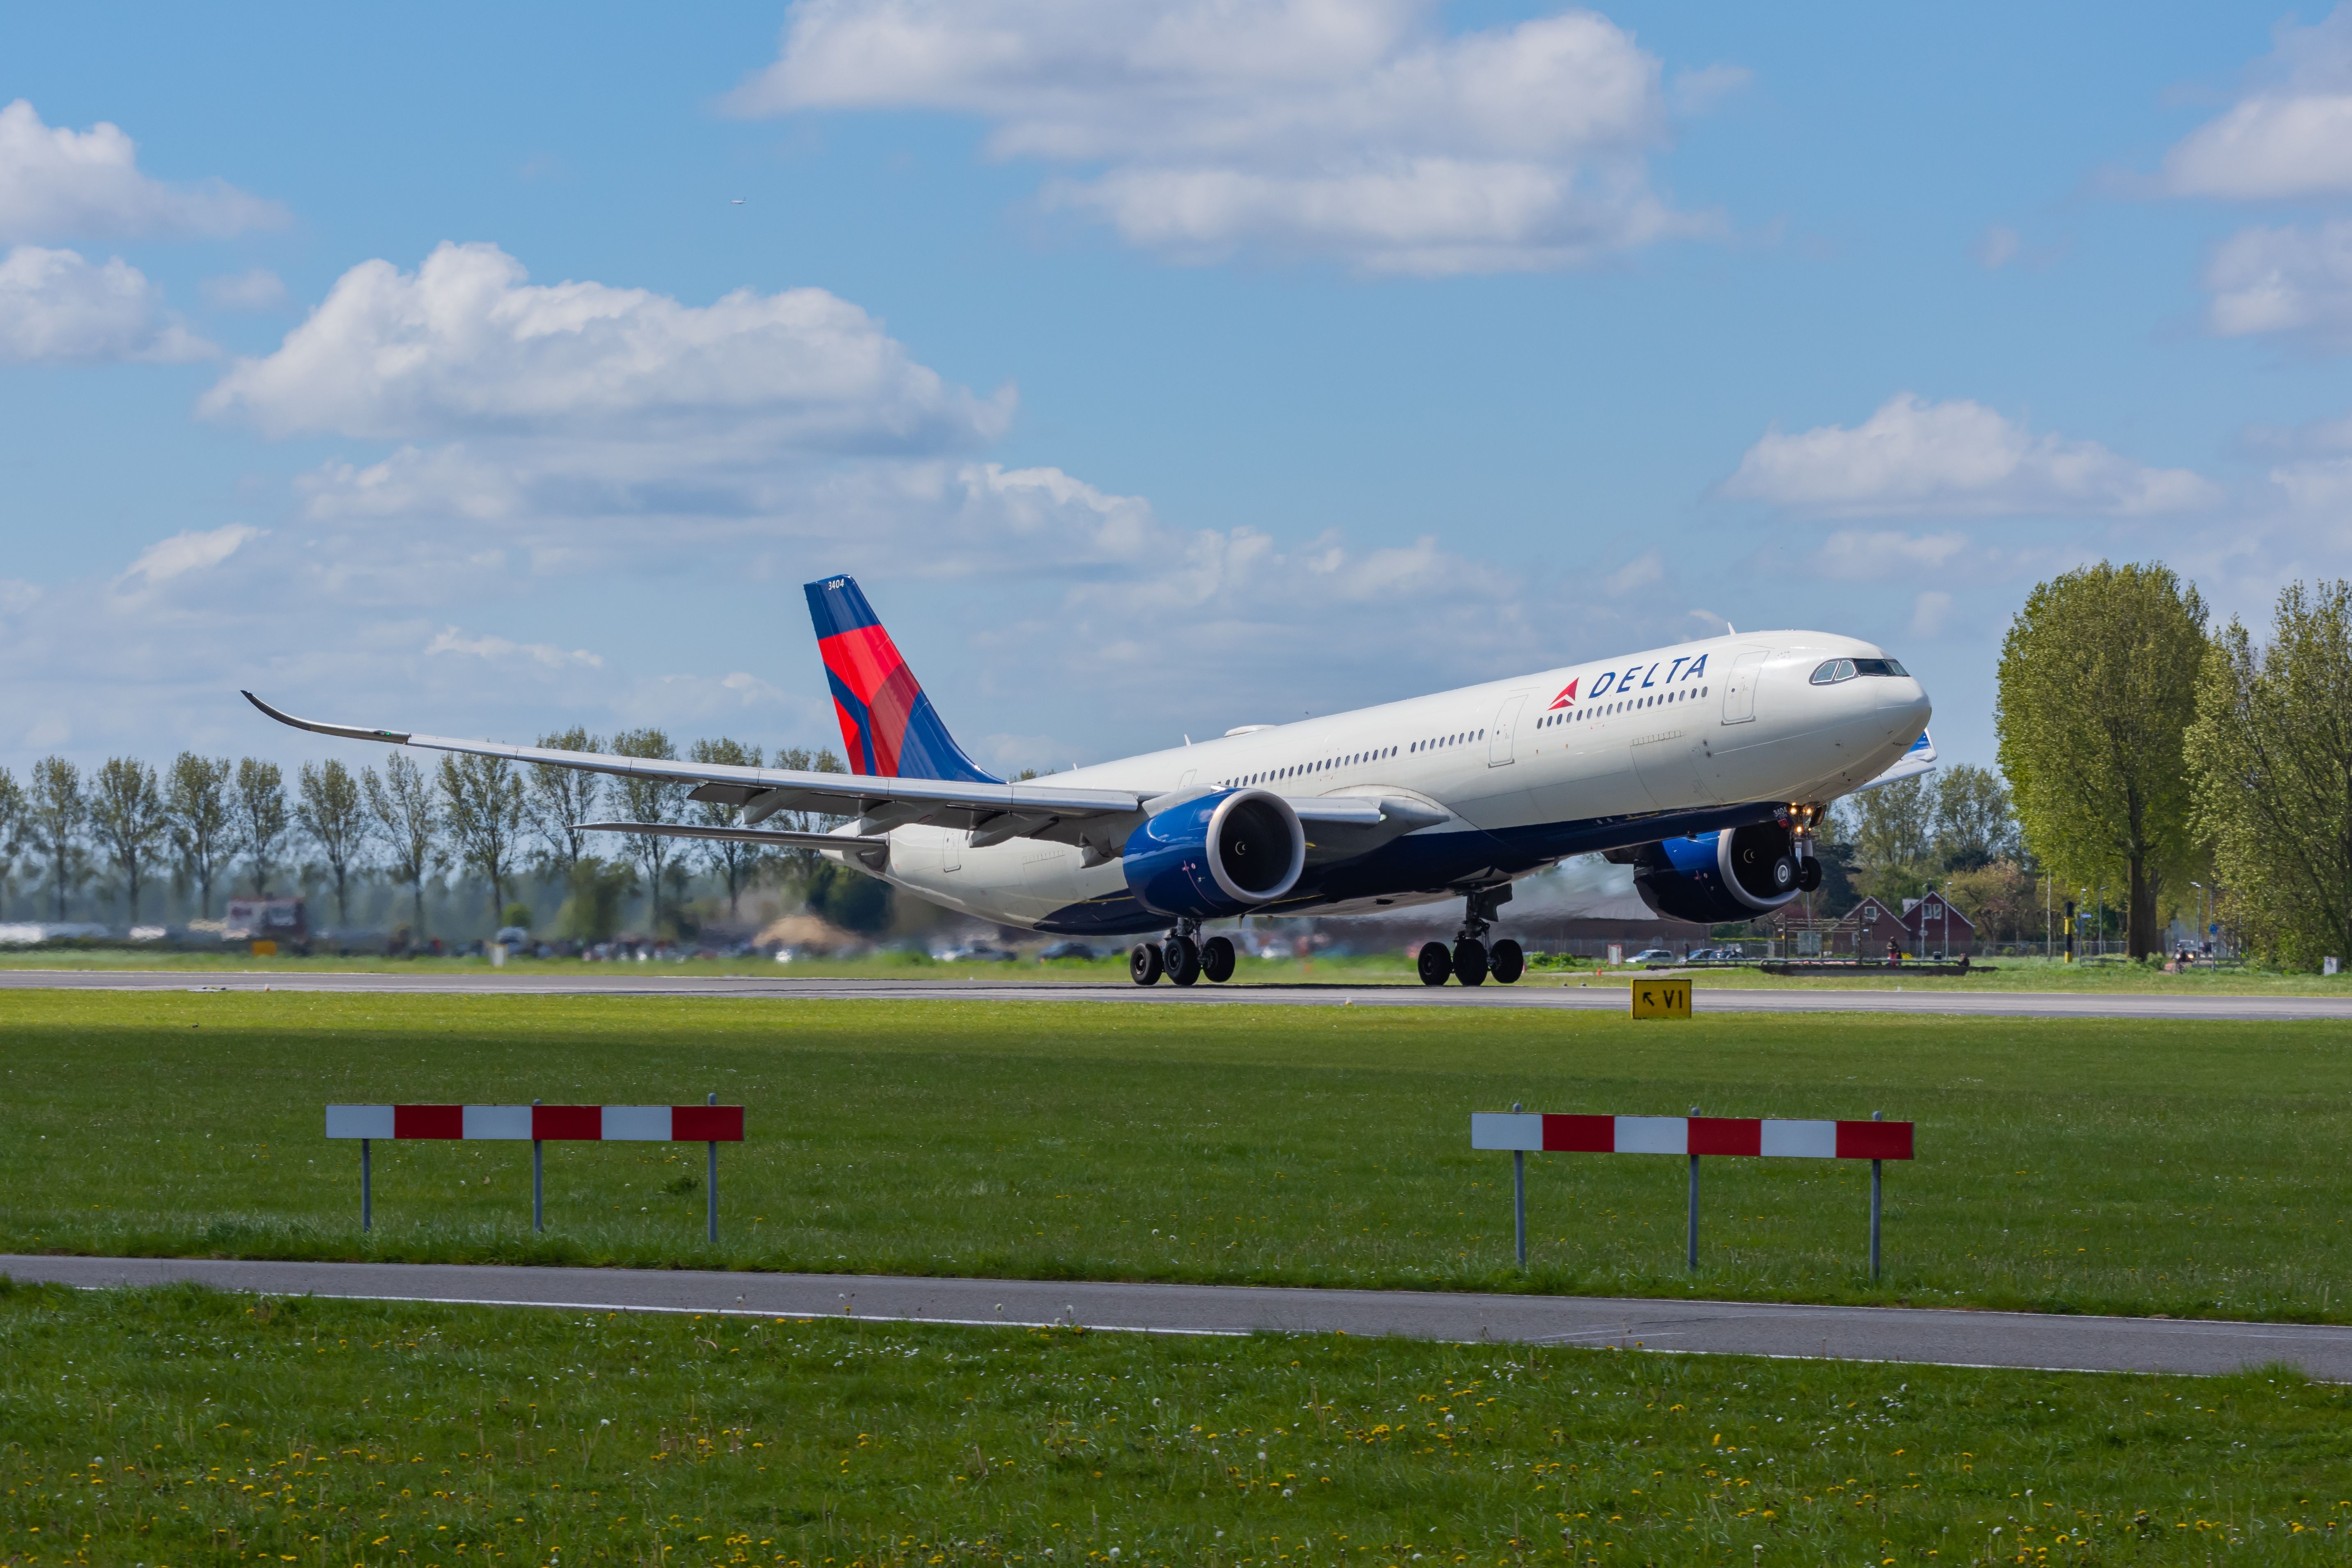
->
5, 991, 2351, 1322
8, 946, 2351, 994
4, 1279, 2347, 1567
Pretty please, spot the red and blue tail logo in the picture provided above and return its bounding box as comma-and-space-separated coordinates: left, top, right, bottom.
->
804, 576, 1000, 784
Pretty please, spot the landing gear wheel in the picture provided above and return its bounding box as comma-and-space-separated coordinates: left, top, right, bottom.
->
1417, 941, 1453, 986
1163, 934, 1202, 987
1129, 943, 1163, 986
1769, 855, 1798, 895
1453, 938, 1489, 986
1488, 938, 1525, 985
1201, 935, 1236, 983
1797, 858, 1823, 893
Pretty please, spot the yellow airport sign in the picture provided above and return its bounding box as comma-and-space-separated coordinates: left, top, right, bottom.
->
1630, 977, 1691, 1018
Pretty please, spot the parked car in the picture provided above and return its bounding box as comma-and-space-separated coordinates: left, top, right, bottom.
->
935, 942, 1019, 962
1038, 940, 1097, 961
1627, 948, 1679, 967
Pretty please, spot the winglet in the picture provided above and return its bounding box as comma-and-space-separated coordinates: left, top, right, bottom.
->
242, 690, 413, 746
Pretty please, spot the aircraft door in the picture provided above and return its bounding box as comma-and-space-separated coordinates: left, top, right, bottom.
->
1722, 650, 1769, 724
943, 827, 961, 872
1487, 691, 1529, 767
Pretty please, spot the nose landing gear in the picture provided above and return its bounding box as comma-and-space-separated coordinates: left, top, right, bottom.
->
1418, 884, 1524, 986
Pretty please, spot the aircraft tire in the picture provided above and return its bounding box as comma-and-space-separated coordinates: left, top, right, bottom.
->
1770, 855, 1798, 894
1164, 934, 1203, 987
1416, 941, 1453, 986
1201, 935, 1236, 983
1488, 939, 1525, 984
1453, 938, 1489, 986
1129, 943, 1164, 985
1797, 858, 1823, 893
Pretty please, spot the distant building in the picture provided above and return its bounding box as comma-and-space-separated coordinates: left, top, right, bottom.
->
1831, 896, 1908, 958
1902, 890, 1975, 957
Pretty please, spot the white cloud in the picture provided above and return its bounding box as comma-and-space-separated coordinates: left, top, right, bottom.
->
1975, 224, 2019, 269
1813, 529, 1971, 581
1722, 394, 2220, 517
0, 245, 213, 363
119, 524, 260, 588
726, 1, 1718, 274
1605, 549, 1663, 594
425, 626, 604, 670
200, 268, 288, 311
2163, 8, 2352, 200
2205, 220, 2352, 345
0, 99, 283, 242
200, 241, 1013, 448
1909, 590, 1952, 638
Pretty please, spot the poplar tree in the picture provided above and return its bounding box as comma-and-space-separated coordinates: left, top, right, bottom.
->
0, 767, 22, 916
689, 736, 763, 922
24, 758, 87, 920
2187, 579, 2352, 968
1997, 562, 2207, 960
232, 758, 289, 897
439, 753, 527, 924
89, 758, 168, 924
611, 728, 684, 932
166, 753, 234, 918
365, 755, 442, 940
525, 726, 605, 875
297, 759, 373, 927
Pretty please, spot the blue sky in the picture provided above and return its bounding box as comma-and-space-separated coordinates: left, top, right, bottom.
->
3, 2, 2347, 781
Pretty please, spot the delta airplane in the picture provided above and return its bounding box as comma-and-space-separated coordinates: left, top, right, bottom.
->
247, 575, 1934, 987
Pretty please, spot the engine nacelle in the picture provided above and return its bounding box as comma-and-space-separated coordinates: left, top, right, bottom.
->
1123, 789, 1306, 919
1623, 821, 1801, 925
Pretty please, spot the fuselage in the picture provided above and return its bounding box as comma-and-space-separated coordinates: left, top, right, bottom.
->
860, 629, 1930, 936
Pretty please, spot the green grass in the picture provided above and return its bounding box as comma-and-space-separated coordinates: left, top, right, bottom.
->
4, 1280, 2349, 1568
5, 992, 2352, 1322
10, 946, 2352, 993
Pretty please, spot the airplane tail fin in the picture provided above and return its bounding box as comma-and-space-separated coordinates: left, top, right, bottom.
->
803, 576, 1001, 784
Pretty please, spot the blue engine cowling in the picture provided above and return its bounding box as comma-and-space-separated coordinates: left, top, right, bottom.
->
1624, 821, 1801, 925
1123, 789, 1307, 919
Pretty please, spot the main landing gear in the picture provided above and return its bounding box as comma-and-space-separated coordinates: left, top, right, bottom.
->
1418, 884, 1524, 987
1130, 919, 1237, 987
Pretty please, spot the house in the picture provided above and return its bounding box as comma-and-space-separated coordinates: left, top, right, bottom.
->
1829, 896, 1908, 958
1902, 890, 1976, 957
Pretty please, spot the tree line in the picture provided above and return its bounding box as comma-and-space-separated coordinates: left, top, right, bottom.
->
0, 730, 888, 940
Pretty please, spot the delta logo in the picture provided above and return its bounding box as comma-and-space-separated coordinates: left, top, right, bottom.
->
1547, 678, 1578, 711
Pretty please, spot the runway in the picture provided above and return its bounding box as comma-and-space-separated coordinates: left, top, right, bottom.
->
7, 1254, 2345, 1380
6, 967, 2352, 1020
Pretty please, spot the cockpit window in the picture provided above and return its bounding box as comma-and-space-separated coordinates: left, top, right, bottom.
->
1811, 656, 1909, 683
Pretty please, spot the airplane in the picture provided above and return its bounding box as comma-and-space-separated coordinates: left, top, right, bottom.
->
245, 574, 1933, 988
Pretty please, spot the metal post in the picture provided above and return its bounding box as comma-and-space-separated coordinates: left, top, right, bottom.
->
1869, 1109, 1883, 1281
532, 1100, 544, 1234
361, 1138, 372, 1233
1511, 1101, 1527, 1270
706, 1092, 719, 1244
1686, 1104, 1700, 1273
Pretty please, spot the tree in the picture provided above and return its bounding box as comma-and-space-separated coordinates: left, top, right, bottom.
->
365, 755, 442, 940
439, 753, 528, 924
2187, 579, 2352, 969
0, 767, 22, 916
1997, 562, 2207, 960
23, 757, 87, 920
1931, 763, 2018, 872
1833, 776, 1934, 906
233, 758, 289, 896
165, 753, 234, 919
768, 745, 848, 890
689, 736, 764, 922
297, 760, 373, 928
804, 858, 892, 934
1945, 859, 2040, 945
525, 726, 606, 876
611, 728, 685, 933
88, 758, 168, 924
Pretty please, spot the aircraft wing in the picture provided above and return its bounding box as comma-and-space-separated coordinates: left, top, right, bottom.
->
242, 691, 1144, 829
1850, 728, 1937, 793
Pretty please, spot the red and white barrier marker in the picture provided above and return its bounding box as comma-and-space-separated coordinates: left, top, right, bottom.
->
328, 1100, 744, 1239
1473, 1109, 1912, 1278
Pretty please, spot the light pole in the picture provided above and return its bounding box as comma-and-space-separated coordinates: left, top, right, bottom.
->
2191, 882, 2203, 962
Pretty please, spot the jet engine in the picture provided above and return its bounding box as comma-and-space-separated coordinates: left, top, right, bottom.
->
1123, 789, 1306, 919
1616, 820, 1803, 925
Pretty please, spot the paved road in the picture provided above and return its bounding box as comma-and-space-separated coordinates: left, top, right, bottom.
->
8, 1255, 2347, 1379
6, 967, 2352, 1020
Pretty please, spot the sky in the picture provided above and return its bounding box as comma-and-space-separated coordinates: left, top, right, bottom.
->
3, 1, 2348, 783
